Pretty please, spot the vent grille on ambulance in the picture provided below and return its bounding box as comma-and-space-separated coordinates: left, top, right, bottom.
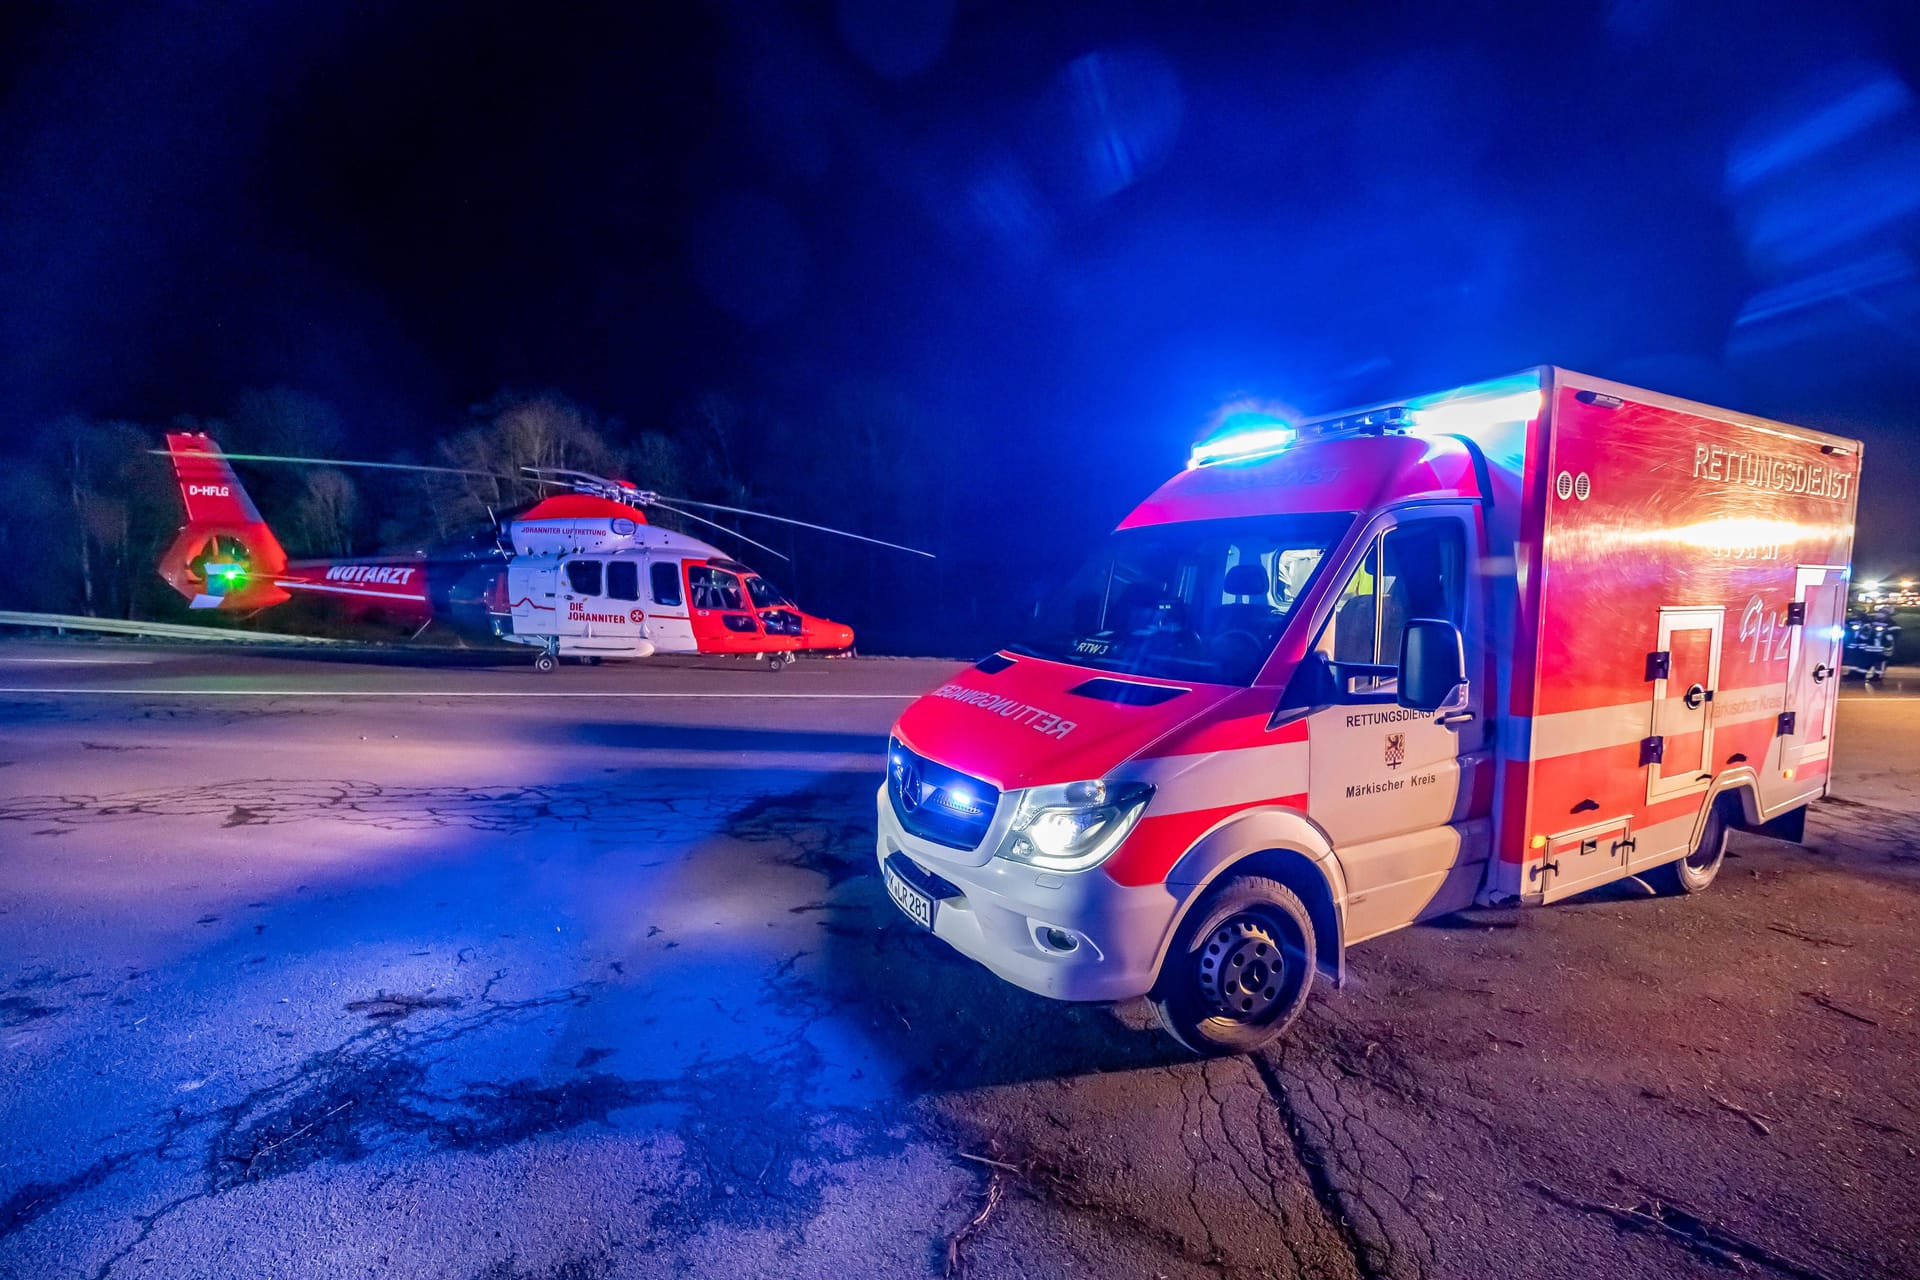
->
1068, 678, 1188, 706
887, 738, 999, 851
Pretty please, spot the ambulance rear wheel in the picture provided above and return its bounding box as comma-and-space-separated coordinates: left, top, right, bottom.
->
533, 653, 557, 674
1647, 798, 1731, 896
1152, 876, 1315, 1056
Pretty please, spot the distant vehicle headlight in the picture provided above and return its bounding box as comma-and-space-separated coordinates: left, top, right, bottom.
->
996, 779, 1154, 872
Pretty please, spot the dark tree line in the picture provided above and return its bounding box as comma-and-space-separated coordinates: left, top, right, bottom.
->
0, 383, 1007, 654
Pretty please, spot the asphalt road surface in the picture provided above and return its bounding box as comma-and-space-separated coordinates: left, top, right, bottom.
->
1, 640, 1916, 1280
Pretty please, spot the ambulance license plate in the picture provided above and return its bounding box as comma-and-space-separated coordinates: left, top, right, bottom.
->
884, 859, 935, 931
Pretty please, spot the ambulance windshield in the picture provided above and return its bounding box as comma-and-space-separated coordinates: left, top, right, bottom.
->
1011, 513, 1348, 686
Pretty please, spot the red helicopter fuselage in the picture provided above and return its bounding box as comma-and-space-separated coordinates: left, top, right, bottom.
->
157, 432, 855, 662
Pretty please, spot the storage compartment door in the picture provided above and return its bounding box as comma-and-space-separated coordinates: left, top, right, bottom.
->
1539, 816, 1633, 904
1786, 565, 1846, 767
1647, 607, 1723, 803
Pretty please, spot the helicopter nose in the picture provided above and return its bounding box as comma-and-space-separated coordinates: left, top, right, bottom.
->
805, 617, 855, 651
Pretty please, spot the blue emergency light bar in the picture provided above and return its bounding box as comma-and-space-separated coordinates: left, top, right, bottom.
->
1186, 420, 1295, 468
1186, 375, 1546, 469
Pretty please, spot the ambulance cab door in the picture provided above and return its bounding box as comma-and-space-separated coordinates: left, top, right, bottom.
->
1298, 505, 1492, 943
643, 556, 697, 654
1785, 564, 1846, 769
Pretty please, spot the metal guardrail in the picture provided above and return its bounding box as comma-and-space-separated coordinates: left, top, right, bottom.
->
0, 610, 348, 645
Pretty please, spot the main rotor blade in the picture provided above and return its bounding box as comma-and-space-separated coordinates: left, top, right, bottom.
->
153, 449, 526, 484
646, 499, 789, 562
657, 495, 934, 558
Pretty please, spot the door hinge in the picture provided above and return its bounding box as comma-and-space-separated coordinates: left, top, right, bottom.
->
1614, 837, 1636, 857
1777, 711, 1796, 736
1785, 601, 1806, 626
1645, 650, 1671, 681
1639, 736, 1664, 766
1530, 860, 1560, 881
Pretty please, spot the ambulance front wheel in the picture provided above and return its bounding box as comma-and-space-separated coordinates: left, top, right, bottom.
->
533, 653, 557, 674
1647, 798, 1731, 896
1151, 876, 1316, 1056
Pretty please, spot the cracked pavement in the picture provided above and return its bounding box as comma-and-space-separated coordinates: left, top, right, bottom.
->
0, 642, 1916, 1279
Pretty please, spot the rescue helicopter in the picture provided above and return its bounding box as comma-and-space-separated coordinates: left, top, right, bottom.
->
157, 432, 928, 670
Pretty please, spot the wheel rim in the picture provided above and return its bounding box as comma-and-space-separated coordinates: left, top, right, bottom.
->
1197, 913, 1293, 1022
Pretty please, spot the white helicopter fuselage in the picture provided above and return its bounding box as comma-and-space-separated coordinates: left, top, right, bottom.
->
501, 513, 723, 658
490, 497, 851, 664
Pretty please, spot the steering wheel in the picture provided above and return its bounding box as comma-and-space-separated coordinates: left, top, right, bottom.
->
1207, 628, 1267, 670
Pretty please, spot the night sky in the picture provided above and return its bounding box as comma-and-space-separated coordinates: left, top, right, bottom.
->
3, 1, 1919, 583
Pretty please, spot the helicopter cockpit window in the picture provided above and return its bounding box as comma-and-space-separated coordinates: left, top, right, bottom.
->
650, 562, 684, 608
745, 576, 792, 610
688, 565, 745, 611
606, 560, 639, 602
565, 559, 603, 597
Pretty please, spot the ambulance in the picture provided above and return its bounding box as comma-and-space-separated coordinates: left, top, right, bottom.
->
875, 367, 1861, 1054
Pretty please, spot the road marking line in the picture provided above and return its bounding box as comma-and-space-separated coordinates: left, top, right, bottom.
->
0, 657, 157, 665
0, 687, 920, 699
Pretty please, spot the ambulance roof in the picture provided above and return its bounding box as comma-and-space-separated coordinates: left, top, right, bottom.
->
1120, 432, 1485, 529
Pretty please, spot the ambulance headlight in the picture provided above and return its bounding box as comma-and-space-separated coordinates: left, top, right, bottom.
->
997, 779, 1154, 872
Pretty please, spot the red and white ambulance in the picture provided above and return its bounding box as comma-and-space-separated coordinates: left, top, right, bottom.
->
875, 368, 1861, 1053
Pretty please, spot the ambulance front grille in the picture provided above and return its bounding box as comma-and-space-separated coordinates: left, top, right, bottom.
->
887, 738, 998, 851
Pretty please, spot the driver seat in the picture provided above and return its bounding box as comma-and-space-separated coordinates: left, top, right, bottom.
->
1215, 562, 1279, 637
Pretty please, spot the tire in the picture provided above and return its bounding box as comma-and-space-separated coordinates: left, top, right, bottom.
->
1151, 876, 1316, 1056
533, 653, 557, 673
1647, 798, 1731, 896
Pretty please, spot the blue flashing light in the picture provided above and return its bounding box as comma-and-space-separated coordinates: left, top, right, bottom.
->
938, 785, 982, 815
1187, 416, 1296, 468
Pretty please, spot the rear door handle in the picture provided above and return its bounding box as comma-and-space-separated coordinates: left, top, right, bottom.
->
1438, 710, 1476, 727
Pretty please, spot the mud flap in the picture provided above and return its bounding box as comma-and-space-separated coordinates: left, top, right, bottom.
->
1748, 804, 1807, 845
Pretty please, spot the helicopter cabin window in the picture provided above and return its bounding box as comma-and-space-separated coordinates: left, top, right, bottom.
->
650, 562, 684, 609
606, 560, 639, 602
688, 565, 745, 612
565, 559, 603, 597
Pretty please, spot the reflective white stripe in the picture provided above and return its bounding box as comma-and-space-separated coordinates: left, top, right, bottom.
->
1124, 741, 1309, 816
276, 581, 426, 601
1509, 685, 1789, 761
0, 688, 918, 699
1629, 813, 1700, 868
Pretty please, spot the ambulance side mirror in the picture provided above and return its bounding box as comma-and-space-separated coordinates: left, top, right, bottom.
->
1398, 618, 1466, 712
